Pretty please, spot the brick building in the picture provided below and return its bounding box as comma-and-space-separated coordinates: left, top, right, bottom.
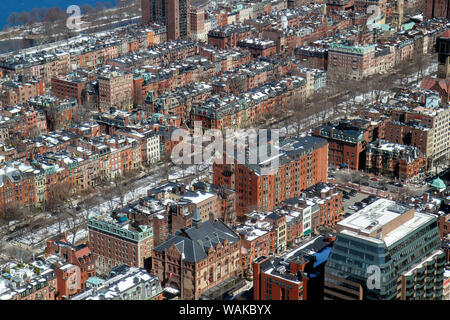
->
301, 183, 344, 230
0, 162, 36, 214
253, 235, 335, 300
424, 0, 450, 19
398, 109, 450, 169
51, 73, 91, 106
213, 136, 328, 216
71, 265, 163, 300
365, 140, 426, 180
152, 215, 242, 300
192, 182, 237, 225
0, 79, 45, 107
97, 69, 133, 111
312, 119, 382, 170
237, 220, 277, 275
141, 0, 191, 41
295, 46, 328, 70
45, 234, 96, 291
327, 42, 375, 80
208, 25, 256, 50
54, 263, 81, 300
237, 39, 277, 58
190, 7, 206, 42
88, 214, 154, 275
438, 213, 450, 239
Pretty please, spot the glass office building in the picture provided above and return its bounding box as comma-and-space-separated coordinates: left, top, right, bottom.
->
324, 199, 444, 300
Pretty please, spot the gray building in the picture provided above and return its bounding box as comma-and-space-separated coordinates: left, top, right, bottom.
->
324, 199, 445, 300
70, 265, 162, 300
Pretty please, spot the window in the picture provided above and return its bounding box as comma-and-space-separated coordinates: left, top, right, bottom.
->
209, 268, 214, 283
217, 264, 221, 280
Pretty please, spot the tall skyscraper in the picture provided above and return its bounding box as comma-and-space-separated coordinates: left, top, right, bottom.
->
391, 0, 404, 31
141, 0, 190, 41
324, 199, 445, 300
437, 30, 450, 78
421, 29, 450, 103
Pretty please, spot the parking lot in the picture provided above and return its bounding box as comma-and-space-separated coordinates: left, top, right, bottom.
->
339, 188, 380, 216
330, 167, 429, 199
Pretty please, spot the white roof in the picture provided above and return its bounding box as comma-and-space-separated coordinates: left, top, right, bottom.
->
383, 212, 434, 247
338, 199, 435, 247
338, 199, 407, 234
183, 191, 215, 204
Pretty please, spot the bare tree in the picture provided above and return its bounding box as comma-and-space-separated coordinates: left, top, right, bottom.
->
44, 182, 75, 233
7, 12, 20, 26
413, 53, 425, 83
228, 75, 248, 95
18, 12, 31, 26
103, 189, 118, 212
158, 152, 173, 182
6, 246, 33, 263
111, 170, 139, 208
396, 186, 415, 202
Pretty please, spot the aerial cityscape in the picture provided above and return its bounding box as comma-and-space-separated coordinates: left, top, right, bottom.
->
0, 0, 448, 304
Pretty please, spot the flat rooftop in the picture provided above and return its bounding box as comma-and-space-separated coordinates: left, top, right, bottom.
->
338, 199, 435, 247
338, 199, 409, 233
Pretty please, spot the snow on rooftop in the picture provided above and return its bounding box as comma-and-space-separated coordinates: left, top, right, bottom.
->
338, 199, 407, 233
182, 191, 215, 204
383, 212, 434, 247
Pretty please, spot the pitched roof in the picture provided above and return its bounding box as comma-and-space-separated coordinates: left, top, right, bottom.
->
153, 220, 239, 263
420, 77, 450, 96
441, 29, 450, 39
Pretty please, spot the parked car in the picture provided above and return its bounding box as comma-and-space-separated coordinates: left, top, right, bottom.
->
354, 202, 364, 208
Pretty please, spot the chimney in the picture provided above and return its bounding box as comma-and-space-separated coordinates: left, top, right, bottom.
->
192, 208, 202, 228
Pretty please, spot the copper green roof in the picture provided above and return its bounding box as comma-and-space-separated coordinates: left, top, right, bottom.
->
430, 177, 446, 190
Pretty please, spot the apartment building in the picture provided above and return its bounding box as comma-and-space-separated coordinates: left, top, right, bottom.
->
312, 119, 380, 171
388, 105, 450, 168
88, 214, 154, 275
327, 42, 375, 80
365, 140, 426, 180
324, 199, 445, 300
190, 7, 206, 42
213, 136, 328, 216
71, 265, 163, 300
45, 235, 96, 291
97, 68, 133, 111
253, 235, 336, 300
0, 78, 45, 107
141, 0, 191, 41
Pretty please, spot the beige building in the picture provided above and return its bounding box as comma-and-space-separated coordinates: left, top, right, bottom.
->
444, 270, 450, 300
190, 8, 207, 42
97, 69, 133, 111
